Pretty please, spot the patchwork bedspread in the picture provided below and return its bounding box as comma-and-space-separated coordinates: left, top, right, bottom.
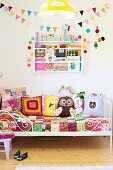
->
0, 111, 111, 132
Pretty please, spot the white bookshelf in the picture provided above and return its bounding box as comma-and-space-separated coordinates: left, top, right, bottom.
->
33, 39, 83, 73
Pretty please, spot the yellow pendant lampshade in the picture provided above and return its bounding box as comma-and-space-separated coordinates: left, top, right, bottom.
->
39, 0, 76, 19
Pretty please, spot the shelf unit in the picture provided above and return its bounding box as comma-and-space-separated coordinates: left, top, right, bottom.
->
33, 40, 83, 73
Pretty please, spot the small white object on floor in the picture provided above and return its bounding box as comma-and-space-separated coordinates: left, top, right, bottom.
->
16, 166, 113, 170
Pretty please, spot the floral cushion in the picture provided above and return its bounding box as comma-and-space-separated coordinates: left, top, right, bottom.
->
9, 97, 21, 111
71, 92, 85, 116
0, 87, 27, 112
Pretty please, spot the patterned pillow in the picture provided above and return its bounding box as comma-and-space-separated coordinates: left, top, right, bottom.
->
9, 97, 21, 111
0, 96, 2, 110
1, 88, 13, 112
42, 95, 46, 115
71, 92, 85, 116
21, 96, 42, 116
11, 87, 26, 97
45, 95, 59, 116
84, 94, 104, 117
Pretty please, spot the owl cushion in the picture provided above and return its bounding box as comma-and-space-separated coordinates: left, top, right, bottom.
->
84, 94, 104, 117
56, 96, 75, 117
45, 95, 59, 116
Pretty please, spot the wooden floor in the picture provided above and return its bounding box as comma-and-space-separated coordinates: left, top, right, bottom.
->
0, 136, 113, 170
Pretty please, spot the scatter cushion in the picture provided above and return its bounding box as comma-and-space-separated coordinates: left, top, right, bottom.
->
9, 97, 21, 111
11, 87, 27, 97
84, 94, 104, 117
45, 95, 59, 116
1, 88, 13, 112
0, 87, 27, 112
71, 92, 85, 117
21, 97, 42, 116
0, 96, 2, 110
56, 96, 75, 117
41, 95, 46, 115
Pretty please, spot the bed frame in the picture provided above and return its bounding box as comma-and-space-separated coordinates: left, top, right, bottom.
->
0, 98, 112, 151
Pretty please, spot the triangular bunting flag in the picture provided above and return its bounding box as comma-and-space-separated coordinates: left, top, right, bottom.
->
78, 22, 82, 27
0, 3, 4, 9
90, 16, 95, 21
92, 8, 96, 13
15, 14, 20, 20
53, 27, 57, 33
27, 10, 32, 16
79, 10, 84, 16
4, 6, 8, 12
21, 9, 26, 15
84, 19, 89, 24
68, 26, 70, 31
74, 24, 76, 30
96, 12, 100, 17
21, 18, 26, 23
46, 26, 51, 32
40, 25, 44, 31
26, 20, 32, 26
10, 11, 15, 16
8, 6, 13, 11
104, 3, 110, 9
34, 11, 38, 16
101, 8, 106, 13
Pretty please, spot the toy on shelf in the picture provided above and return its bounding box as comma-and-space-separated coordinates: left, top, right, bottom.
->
35, 31, 81, 42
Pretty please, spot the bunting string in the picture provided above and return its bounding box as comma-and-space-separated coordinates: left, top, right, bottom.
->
0, 2, 110, 28
0, 2, 110, 18
0, 2, 32, 25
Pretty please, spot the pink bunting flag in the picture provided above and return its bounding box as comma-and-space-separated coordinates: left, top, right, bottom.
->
74, 24, 76, 30
96, 12, 100, 17
26, 20, 32, 26
16, 14, 20, 20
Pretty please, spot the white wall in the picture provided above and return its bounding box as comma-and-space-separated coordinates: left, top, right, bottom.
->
0, 0, 113, 103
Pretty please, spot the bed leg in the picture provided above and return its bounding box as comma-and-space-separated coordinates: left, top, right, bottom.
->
110, 135, 112, 152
